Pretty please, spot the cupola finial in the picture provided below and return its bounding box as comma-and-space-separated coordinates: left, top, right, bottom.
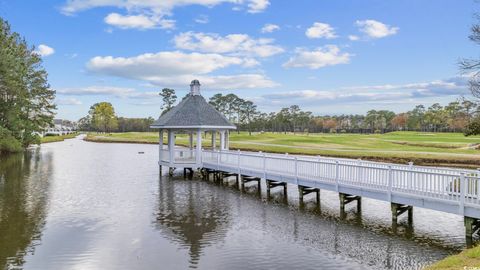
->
190, 79, 201, 96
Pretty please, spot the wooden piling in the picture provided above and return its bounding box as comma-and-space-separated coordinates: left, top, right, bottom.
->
168, 167, 175, 176
266, 180, 287, 197
391, 203, 413, 224
465, 216, 480, 240
339, 193, 361, 213
298, 185, 320, 204
240, 175, 261, 191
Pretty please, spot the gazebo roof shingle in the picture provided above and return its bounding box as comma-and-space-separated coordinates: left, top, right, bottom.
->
150, 83, 236, 129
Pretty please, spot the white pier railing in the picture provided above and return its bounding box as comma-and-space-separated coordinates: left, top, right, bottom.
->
201, 150, 480, 218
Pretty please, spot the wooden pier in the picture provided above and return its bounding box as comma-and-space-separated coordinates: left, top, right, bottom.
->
190, 149, 480, 240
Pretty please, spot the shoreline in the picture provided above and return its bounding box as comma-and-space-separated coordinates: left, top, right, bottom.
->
425, 245, 480, 269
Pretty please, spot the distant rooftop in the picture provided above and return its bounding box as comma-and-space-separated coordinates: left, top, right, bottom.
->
150, 80, 236, 130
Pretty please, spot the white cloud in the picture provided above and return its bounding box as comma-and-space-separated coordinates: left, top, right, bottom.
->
191, 74, 278, 89
58, 86, 136, 97
87, 51, 247, 77
305, 22, 337, 39
283, 45, 351, 69
86, 51, 277, 89
104, 13, 175, 29
261, 23, 280, 33
35, 44, 55, 57
173, 32, 284, 58
58, 85, 162, 99
348, 35, 359, 41
262, 76, 469, 106
61, 0, 269, 29
194, 14, 209, 24
247, 0, 270, 13
355, 19, 398, 38
56, 98, 82, 105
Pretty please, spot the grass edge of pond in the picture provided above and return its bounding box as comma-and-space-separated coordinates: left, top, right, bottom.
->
425, 245, 480, 269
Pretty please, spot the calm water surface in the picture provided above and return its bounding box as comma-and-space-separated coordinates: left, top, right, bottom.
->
0, 137, 473, 269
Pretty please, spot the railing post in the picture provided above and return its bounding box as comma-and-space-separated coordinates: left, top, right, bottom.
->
294, 157, 298, 184
460, 173, 466, 215
263, 153, 267, 180
408, 162, 413, 190
237, 149, 241, 175
335, 160, 339, 192
388, 165, 392, 202
357, 158, 361, 183
477, 168, 480, 204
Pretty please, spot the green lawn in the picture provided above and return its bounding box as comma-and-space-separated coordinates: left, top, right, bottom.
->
425, 245, 480, 269
41, 133, 78, 143
85, 131, 480, 168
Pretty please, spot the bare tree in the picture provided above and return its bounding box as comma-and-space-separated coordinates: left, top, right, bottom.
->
460, 15, 480, 98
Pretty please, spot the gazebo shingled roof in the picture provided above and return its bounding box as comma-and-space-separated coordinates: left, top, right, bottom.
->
150, 80, 236, 129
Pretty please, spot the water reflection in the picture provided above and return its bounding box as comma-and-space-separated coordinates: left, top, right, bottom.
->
154, 176, 231, 268
0, 150, 52, 269
0, 139, 467, 270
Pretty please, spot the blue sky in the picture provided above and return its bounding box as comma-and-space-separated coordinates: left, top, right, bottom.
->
0, 0, 477, 120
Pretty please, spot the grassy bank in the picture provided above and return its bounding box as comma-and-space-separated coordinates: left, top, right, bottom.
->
41, 133, 78, 143
85, 131, 480, 168
425, 245, 480, 269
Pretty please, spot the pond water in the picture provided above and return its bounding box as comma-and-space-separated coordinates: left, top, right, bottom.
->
0, 137, 473, 269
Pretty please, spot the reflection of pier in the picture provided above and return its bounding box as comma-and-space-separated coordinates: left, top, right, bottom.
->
0, 151, 52, 269
154, 177, 231, 267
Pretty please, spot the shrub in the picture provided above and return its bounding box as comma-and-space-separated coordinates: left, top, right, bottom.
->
0, 127, 22, 153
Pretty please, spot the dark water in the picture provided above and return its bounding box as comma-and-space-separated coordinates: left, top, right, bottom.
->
0, 137, 471, 269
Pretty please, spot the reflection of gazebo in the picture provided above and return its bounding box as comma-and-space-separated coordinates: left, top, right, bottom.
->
154, 179, 230, 267
150, 80, 236, 175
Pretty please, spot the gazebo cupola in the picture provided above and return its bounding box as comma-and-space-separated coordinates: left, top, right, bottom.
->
150, 80, 236, 174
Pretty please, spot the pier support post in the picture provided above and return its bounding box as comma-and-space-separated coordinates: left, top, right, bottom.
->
465, 216, 480, 241
339, 193, 361, 213
266, 180, 287, 197
240, 175, 261, 191
168, 167, 175, 176
218, 171, 239, 186
298, 185, 320, 204
391, 203, 413, 224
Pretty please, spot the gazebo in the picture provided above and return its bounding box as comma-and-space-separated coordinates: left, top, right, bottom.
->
150, 80, 236, 175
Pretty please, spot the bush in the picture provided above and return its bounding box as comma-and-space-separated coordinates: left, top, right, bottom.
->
0, 127, 22, 153
465, 117, 480, 136
374, 129, 382, 134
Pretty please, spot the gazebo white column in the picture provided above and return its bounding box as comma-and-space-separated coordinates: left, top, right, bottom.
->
211, 131, 216, 150
196, 129, 202, 165
189, 132, 193, 150
159, 129, 164, 164
220, 130, 225, 151
168, 130, 175, 167
225, 131, 229, 150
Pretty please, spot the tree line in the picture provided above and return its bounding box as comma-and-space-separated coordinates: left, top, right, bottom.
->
0, 18, 56, 153
78, 102, 154, 132
150, 88, 479, 135
209, 96, 479, 134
